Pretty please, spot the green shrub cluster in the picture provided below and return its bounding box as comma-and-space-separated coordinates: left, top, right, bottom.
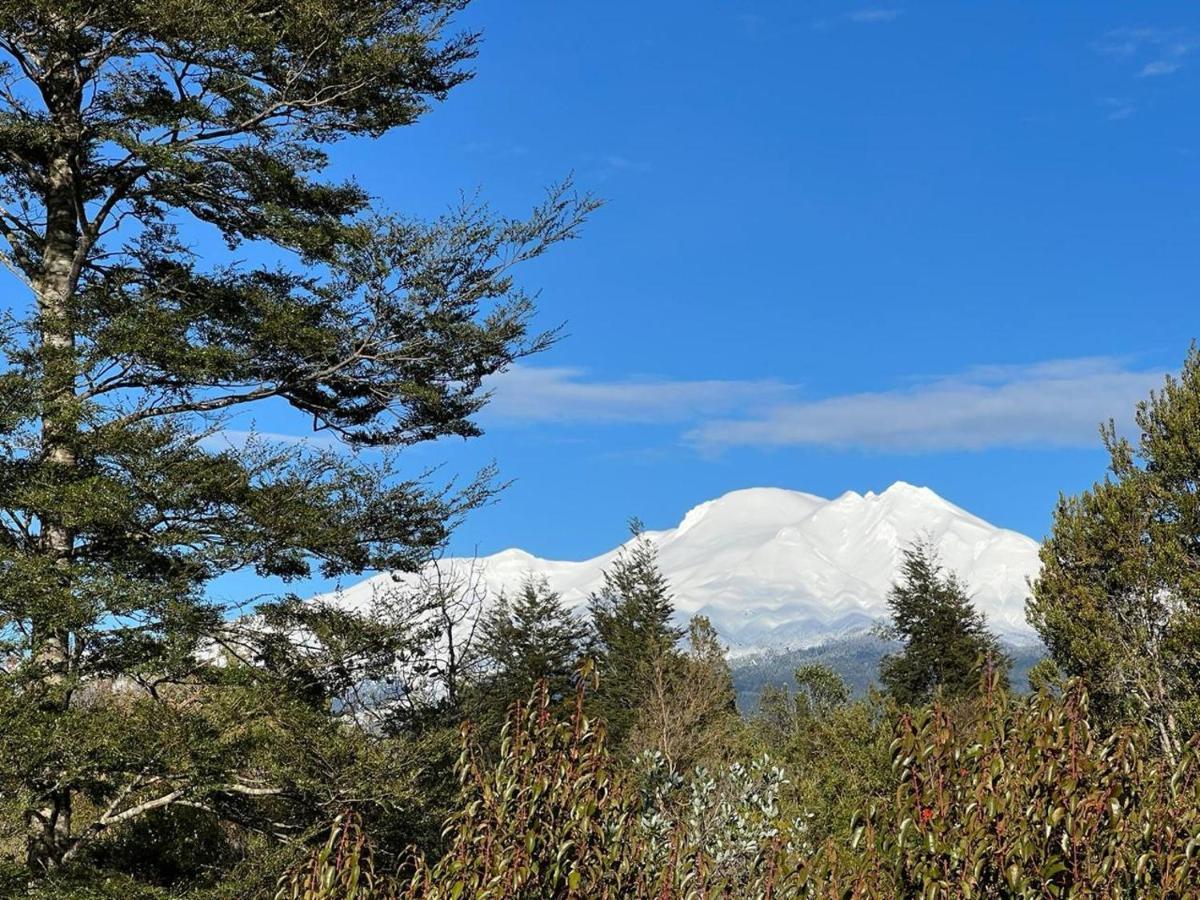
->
280, 668, 1200, 898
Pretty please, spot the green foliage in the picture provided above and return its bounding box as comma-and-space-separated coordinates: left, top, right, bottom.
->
373, 671, 1200, 899
624, 615, 740, 775
879, 539, 1011, 705
731, 634, 900, 711
277, 812, 394, 900
398, 669, 812, 899
0, 863, 173, 899
588, 522, 684, 743
636, 752, 805, 891
750, 665, 894, 850
731, 635, 1046, 713
1029, 345, 1200, 761
859, 672, 1200, 896
0, 0, 595, 878
792, 663, 851, 714
402, 667, 649, 897
472, 576, 588, 729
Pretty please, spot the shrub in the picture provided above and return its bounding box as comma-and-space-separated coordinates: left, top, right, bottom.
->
283, 670, 1200, 898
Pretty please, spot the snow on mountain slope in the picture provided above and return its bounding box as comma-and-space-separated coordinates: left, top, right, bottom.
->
316, 482, 1042, 654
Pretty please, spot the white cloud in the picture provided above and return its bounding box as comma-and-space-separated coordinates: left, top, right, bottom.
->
485, 358, 1167, 454
1099, 97, 1136, 120
686, 357, 1165, 452
1140, 59, 1182, 77
601, 154, 651, 173
199, 358, 1168, 457
848, 8, 902, 24
484, 365, 793, 425
1094, 27, 1195, 78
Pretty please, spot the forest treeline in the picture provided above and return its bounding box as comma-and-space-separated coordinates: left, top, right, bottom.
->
0, 2, 1199, 897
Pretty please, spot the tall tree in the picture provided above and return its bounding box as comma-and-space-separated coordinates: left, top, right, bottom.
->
879, 539, 1009, 706
476, 575, 588, 709
626, 614, 738, 774
588, 520, 683, 742
1029, 346, 1200, 763
0, 1, 594, 871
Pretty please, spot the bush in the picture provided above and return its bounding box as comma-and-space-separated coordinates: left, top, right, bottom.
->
864, 672, 1200, 895
281, 670, 1200, 898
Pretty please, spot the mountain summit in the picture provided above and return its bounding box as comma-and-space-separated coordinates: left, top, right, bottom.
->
323, 483, 1041, 653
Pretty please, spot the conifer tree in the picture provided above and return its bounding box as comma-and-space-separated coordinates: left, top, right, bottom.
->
477, 576, 588, 707
0, 1, 594, 871
1029, 346, 1200, 763
879, 539, 1009, 706
588, 520, 683, 741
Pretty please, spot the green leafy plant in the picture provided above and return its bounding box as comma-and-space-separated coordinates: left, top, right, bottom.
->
277, 811, 395, 900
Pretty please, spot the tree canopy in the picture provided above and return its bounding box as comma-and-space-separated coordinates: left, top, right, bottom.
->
879, 539, 1009, 706
0, 0, 594, 871
588, 521, 684, 743
1029, 345, 1200, 763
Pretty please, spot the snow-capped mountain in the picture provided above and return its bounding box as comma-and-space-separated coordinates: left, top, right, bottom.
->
316, 482, 1042, 654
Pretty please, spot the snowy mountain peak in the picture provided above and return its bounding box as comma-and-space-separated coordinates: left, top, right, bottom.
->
881, 480, 931, 497
674, 487, 826, 538
321, 482, 1041, 654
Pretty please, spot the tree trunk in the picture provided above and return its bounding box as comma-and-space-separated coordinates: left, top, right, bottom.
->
25, 63, 83, 869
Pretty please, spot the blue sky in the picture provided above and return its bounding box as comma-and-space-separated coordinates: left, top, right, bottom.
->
23, 1, 1200, 600
349, 0, 1197, 566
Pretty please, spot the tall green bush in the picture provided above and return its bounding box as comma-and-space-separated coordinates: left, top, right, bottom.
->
283, 669, 1200, 898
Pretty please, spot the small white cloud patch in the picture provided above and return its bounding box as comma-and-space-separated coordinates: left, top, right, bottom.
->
848, 8, 902, 24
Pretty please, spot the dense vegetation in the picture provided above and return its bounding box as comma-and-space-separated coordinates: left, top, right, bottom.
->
0, 0, 594, 887
2, 2, 1200, 897
286, 669, 1200, 899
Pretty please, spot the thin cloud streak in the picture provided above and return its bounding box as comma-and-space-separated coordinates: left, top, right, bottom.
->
687, 358, 1165, 452
848, 8, 902, 24
485, 365, 793, 425
1140, 59, 1181, 77
1094, 26, 1196, 78
486, 358, 1167, 453
1099, 97, 1136, 120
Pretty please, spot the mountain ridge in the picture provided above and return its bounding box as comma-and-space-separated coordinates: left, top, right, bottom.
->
317, 482, 1042, 654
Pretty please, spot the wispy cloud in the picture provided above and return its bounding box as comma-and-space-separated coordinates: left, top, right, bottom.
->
485, 358, 1166, 454
581, 153, 652, 180
484, 366, 793, 425
1140, 59, 1182, 77
1094, 26, 1196, 78
1099, 97, 1136, 120
848, 8, 902, 24
686, 358, 1165, 453
812, 7, 902, 30
198, 358, 1169, 458
600, 155, 651, 173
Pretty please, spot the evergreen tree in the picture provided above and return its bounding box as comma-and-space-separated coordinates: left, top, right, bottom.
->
477, 576, 588, 708
588, 520, 683, 741
1029, 346, 1200, 763
879, 539, 1009, 706
0, 1, 594, 872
